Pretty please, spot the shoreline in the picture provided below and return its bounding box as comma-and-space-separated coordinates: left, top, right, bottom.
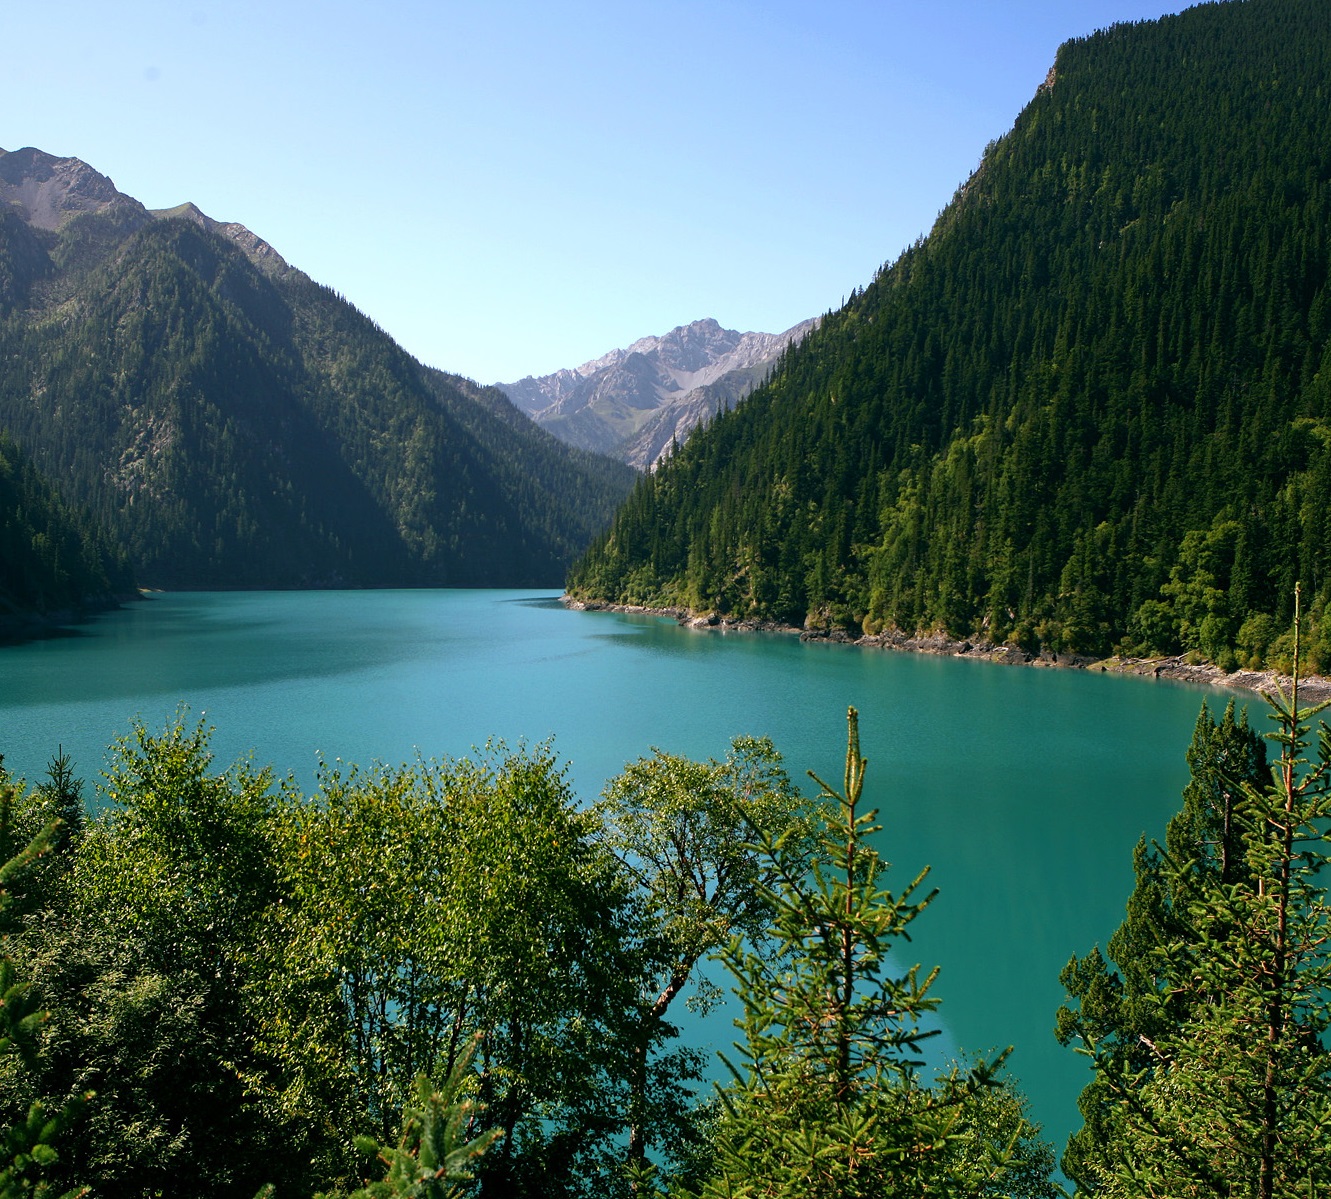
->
563, 597, 1331, 706
0, 591, 143, 647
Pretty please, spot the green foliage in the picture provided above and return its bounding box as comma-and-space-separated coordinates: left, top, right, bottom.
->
0, 710, 1064, 1198
0, 784, 87, 1199
593, 737, 813, 1182
0, 203, 633, 594
0, 431, 133, 626
344, 1039, 501, 1199
271, 743, 638, 1197
4, 713, 313, 1199
1057, 699, 1268, 1189
701, 708, 1050, 1197
0, 1092, 84, 1199
1060, 598, 1331, 1196
568, 0, 1331, 667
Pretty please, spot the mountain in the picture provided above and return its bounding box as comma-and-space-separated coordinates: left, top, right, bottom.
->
0, 430, 134, 635
149, 201, 293, 276
0, 147, 636, 591
0, 145, 145, 233
498, 317, 816, 468
568, 0, 1331, 674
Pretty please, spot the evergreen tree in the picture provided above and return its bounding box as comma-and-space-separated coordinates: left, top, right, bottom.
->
0, 176, 635, 597
342, 1038, 502, 1199
568, 0, 1331, 670
1056, 698, 1268, 1188
0, 432, 133, 626
1060, 590, 1331, 1196
702, 708, 1051, 1198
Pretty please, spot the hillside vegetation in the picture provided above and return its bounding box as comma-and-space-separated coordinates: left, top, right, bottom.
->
0, 154, 635, 592
0, 431, 133, 629
568, 0, 1331, 672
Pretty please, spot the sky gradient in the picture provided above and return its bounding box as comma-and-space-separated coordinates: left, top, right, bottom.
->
5, 1, 1193, 383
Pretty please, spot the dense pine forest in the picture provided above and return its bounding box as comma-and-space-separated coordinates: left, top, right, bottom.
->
0, 431, 134, 632
568, 0, 1331, 673
0, 154, 636, 597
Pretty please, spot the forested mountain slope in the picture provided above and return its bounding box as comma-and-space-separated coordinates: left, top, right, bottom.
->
0, 432, 133, 629
0, 148, 635, 590
568, 0, 1331, 671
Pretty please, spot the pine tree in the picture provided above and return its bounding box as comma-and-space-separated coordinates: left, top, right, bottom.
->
702, 708, 1049, 1198
1062, 588, 1331, 1196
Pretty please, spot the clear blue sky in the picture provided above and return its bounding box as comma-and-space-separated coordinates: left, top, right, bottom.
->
4, 1, 1192, 383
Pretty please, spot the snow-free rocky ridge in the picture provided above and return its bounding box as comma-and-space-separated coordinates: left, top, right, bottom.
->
498, 316, 817, 469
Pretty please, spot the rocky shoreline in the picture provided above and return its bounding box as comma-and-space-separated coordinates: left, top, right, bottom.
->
563, 598, 1331, 706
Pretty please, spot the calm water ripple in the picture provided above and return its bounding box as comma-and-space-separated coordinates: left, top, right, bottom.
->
0, 588, 1243, 1154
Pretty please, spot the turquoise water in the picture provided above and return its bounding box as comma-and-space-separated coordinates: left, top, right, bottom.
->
0, 589, 1243, 1154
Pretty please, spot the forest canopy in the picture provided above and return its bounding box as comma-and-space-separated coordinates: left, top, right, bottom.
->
568, 0, 1331, 674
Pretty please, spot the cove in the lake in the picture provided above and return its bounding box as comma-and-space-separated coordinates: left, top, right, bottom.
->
0, 588, 1243, 1155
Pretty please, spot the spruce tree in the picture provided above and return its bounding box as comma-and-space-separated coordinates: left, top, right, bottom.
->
342, 1038, 501, 1199
702, 708, 1049, 1198
1056, 698, 1268, 1188
1061, 589, 1331, 1196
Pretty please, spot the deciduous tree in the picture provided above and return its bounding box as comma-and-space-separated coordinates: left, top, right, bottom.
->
594, 736, 811, 1186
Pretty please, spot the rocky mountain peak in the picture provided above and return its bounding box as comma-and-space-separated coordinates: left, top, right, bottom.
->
0, 147, 292, 277
646, 318, 744, 374
496, 316, 817, 467
0, 146, 147, 231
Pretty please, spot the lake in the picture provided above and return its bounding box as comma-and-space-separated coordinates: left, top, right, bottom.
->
0, 588, 1244, 1155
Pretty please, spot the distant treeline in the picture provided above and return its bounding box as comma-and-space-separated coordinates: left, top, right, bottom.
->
0, 430, 133, 624
568, 0, 1331, 673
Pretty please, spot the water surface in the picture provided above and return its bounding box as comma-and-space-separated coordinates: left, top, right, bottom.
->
0, 589, 1243, 1154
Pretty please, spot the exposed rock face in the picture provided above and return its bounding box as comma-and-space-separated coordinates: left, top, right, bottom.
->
498, 316, 817, 468
150, 201, 292, 276
0, 146, 148, 231
0, 147, 290, 276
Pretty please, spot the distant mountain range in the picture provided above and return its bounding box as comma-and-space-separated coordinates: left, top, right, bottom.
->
0, 146, 636, 604
498, 317, 816, 469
